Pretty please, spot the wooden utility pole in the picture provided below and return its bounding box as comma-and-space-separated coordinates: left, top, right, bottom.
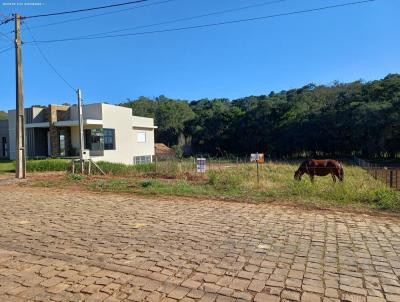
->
77, 89, 84, 174
15, 14, 26, 179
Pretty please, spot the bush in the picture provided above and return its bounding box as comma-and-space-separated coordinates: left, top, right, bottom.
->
68, 174, 83, 181
139, 180, 153, 188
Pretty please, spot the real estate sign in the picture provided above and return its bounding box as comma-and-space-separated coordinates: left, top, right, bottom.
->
250, 153, 265, 164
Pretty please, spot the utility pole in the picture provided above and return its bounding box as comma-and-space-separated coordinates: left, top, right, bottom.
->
77, 89, 84, 174
15, 14, 26, 179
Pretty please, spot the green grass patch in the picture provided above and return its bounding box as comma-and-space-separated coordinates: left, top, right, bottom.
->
26, 159, 70, 172
0, 160, 14, 173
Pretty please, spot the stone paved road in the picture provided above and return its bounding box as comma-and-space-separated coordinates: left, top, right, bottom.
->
0, 186, 400, 302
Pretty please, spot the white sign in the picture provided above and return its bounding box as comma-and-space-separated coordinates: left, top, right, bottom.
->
250, 153, 260, 161
196, 158, 206, 173
250, 153, 265, 163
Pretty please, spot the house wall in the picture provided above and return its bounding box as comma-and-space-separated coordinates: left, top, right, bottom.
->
132, 127, 155, 158
100, 103, 137, 164
70, 104, 102, 120
8, 108, 46, 160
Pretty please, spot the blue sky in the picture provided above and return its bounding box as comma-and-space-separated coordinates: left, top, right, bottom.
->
0, 0, 398, 110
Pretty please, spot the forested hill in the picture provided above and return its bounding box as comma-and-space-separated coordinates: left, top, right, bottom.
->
120, 74, 400, 158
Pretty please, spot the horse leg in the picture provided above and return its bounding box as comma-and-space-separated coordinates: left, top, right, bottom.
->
331, 173, 336, 183
309, 175, 314, 183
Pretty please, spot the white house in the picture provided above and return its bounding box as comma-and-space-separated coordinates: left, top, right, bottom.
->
6, 103, 157, 165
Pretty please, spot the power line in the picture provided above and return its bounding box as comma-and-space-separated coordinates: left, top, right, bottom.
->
24, 0, 378, 45
1, 16, 13, 25
19, 0, 176, 32
74, 0, 288, 39
23, 0, 150, 19
23, 22, 76, 92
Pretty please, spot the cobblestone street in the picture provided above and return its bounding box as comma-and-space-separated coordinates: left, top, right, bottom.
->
0, 186, 400, 302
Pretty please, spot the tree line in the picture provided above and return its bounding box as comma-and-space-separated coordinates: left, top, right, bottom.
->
121, 74, 400, 158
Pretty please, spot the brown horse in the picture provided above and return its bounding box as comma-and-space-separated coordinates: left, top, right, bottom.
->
294, 159, 344, 182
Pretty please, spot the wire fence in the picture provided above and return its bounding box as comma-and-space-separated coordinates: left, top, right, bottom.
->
153, 155, 255, 173
354, 156, 400, 190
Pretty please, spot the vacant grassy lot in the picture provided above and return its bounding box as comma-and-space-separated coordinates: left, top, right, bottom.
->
27, 160, 400, 213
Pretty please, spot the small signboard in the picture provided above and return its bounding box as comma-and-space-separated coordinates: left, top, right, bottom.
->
196, 158, 206, 173
250, 153, 265, 184
250, 153, 265, 164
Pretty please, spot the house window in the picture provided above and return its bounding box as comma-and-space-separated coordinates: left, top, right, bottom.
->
84, 129, 104, 151
59, 130, 65, 156
103, 129, 115, 150
134, 155, 152, 165
137, 132, 146, 143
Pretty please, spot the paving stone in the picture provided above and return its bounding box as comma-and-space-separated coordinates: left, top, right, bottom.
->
168, 286, 190, 299
187, 289, 205, 299
341, 293, 367, 302
229, 279, 250, 291
85, 292, 109, 302
301, 292, 321, 302
199, 293, 217, 302
46, 283, 70, 294
181, 279, 201, 289
281, 289, 301, 301
366, 297, 387, 302
248, 279, 264, 292
254, 293, 280, 302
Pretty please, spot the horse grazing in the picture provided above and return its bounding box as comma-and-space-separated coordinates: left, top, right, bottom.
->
294, 159, 344, 182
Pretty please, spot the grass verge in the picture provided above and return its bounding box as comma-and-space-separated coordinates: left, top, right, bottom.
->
27, 161, 400, 213
0, 160, 14, 173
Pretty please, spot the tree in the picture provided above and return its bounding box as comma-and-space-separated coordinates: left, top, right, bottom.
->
121, 95, 195, 146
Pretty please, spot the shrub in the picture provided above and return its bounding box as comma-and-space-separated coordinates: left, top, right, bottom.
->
68, 174, 83, 181
139, 180, 153, 188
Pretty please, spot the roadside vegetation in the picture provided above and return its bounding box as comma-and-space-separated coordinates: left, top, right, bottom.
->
22, 159, 400, 213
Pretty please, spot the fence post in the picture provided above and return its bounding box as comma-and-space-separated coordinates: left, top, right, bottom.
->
385, 170, 388, 185
390, 170, 394, 188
